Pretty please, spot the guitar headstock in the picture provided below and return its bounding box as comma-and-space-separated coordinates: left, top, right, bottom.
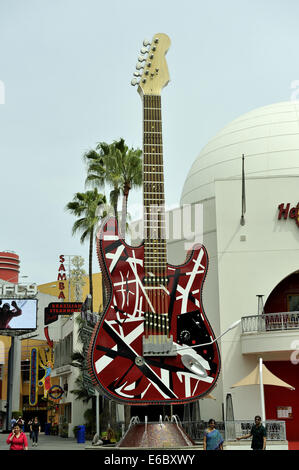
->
131, 33, 171, 96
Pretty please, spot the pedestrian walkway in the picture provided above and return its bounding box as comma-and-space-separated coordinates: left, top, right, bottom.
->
0, 432, 92, 450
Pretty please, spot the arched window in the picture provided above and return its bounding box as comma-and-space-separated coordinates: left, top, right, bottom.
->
265, 271, 299, 314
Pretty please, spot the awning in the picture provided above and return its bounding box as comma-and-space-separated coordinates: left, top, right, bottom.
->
231, 363, 295, 390
202, 393, 216, 400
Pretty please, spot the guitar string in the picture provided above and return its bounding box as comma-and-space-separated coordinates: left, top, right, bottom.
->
153, 95, 160, 342
158, 94, 167, 340
156, 95, 163, 340
157, 96, 163, 341
157, 95, 165, 340
153, 95, 159, 341
143, 95, 148, 339
157, 95, 167, 339
156, 95, 166, 340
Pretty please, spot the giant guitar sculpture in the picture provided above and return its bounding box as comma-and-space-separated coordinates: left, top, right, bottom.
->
88, 33, 221, 405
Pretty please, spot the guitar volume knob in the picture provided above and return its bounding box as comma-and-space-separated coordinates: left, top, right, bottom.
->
180, 330, 191, 343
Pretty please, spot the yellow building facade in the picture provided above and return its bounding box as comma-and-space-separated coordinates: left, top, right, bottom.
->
0, 272, 103, 431
38, 272, 103, 312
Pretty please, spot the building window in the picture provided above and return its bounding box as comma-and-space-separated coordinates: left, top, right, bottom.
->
54, 333, 73, 368
64, 403, 72, 423
21, 360, 30, 382
287, 295, 299, 312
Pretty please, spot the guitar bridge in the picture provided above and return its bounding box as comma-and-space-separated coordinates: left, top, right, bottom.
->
143, 335, 177, 356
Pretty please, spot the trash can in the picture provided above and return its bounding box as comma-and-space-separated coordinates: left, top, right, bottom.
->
45, 423, 51, 435
77, 425, 85, 443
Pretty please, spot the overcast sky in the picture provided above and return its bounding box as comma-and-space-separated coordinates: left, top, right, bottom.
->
0, 0, 298, 285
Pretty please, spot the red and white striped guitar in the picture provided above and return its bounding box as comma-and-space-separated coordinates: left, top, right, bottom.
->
88, 33, 221, 405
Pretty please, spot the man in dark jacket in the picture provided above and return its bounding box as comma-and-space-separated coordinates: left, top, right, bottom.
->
236, 416, 267, 450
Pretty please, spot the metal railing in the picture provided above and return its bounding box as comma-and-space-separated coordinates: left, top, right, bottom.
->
242, 311, 299, 333
181, 420, 286, 441
231, 420, 286, 441
115, 418, 286, 444
181, 420, 225, 441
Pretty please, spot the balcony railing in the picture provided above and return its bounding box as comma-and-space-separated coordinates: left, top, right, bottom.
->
242, 311, 299, 334
181, 420, 286, 441
118, 419, 286, 442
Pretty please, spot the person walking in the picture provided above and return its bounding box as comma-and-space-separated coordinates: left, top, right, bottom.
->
203, 419, 224, 450
30, 417, 41, 447
6, 423, 28, 450
27, 418, 33, 441
16, 416, 25, 432
10, 416, 17, 430
236, 415, 267, 450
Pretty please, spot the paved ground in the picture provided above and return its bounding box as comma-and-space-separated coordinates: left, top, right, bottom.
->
0, 432, 93, 450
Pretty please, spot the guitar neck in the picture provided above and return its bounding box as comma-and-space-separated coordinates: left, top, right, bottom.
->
143, 94, 167, 277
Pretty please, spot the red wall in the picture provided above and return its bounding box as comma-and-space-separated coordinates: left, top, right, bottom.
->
264, 361, 299, 441
264, 271, 299, 313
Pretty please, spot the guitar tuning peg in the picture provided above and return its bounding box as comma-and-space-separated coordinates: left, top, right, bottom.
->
143, 39, 151, 46
131, 78, 139, 86
136, 63, 144, 70
138, 55, 146, 62
140, 46, 148, 54
133, 71, 141, 77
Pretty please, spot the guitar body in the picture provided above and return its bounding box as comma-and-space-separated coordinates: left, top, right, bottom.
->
88, 217, 221, 405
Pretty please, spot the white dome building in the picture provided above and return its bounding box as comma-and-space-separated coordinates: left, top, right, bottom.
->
166, 101, 299, 446
181, 101, 299, 204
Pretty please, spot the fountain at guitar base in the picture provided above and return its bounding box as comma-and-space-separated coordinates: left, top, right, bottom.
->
117, 416, 198, 448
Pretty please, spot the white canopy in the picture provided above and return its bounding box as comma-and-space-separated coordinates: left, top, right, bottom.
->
231, 363, 295, 390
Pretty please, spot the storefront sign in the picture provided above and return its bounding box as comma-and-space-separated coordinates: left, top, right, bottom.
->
57, 255, 66, 300
29, 347, 39, 406
0, 283, 37, 297
44, 302, 82, 325
278, 203, 299, 227
48, 385, 64, 401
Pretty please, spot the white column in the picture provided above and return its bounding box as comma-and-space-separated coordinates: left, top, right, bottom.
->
95, 390, 100, 435
11, 336, 21, 413
259, 357, 266, 424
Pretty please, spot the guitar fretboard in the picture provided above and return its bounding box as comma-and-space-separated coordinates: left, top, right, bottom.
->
143, 95, 167, 279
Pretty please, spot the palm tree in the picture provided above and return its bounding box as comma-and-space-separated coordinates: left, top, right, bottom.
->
65, 189, 106, 312
84, 138, 142, 239
116, 140, 142, 238
84, 143, 121, 221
